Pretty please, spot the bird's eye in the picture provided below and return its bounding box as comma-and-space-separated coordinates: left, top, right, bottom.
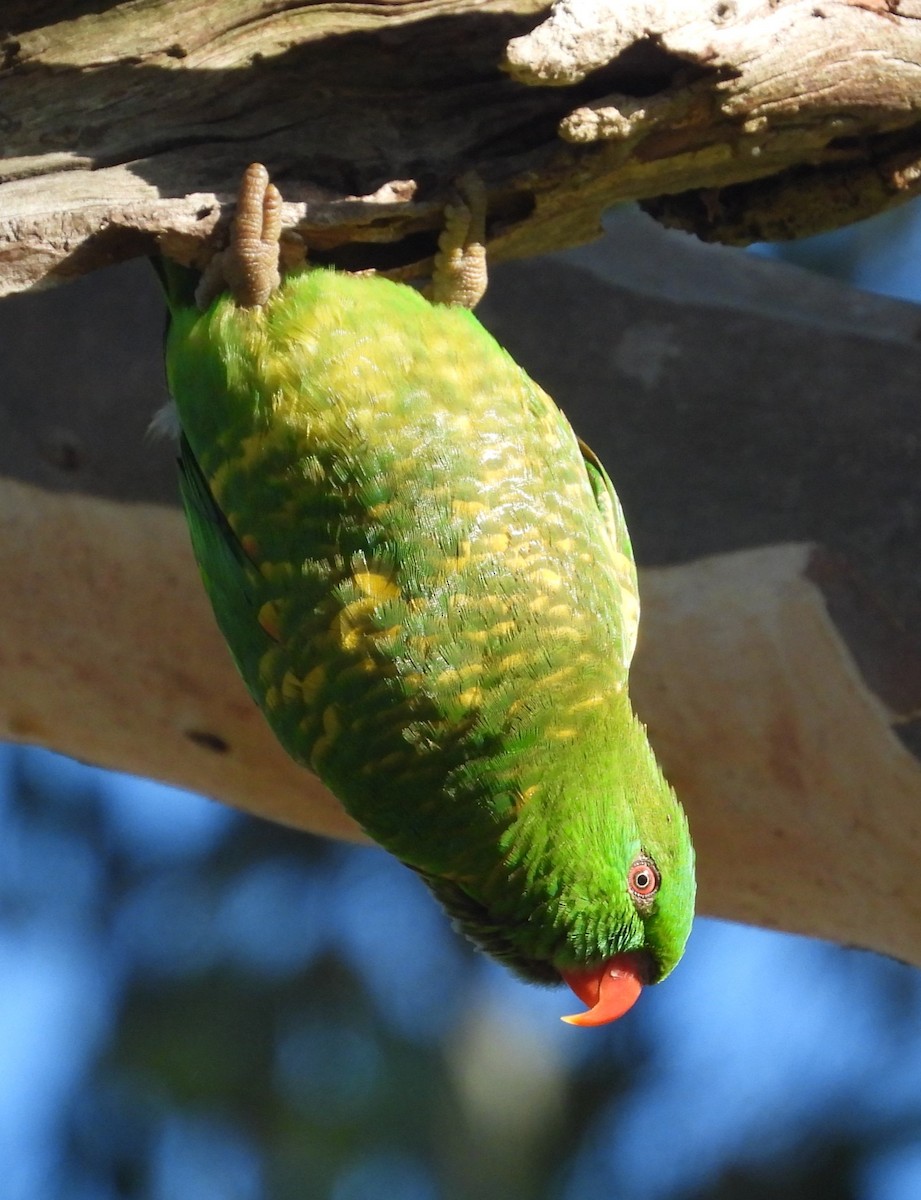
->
628, 858, 660, 900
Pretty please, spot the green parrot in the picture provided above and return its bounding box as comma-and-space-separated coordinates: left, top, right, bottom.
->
157, 163, 695, 1025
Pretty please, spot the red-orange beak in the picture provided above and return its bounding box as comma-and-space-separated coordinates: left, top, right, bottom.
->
559, 953, 649, 1027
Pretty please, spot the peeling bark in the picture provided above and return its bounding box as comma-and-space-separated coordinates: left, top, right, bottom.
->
2, 0, 921, 294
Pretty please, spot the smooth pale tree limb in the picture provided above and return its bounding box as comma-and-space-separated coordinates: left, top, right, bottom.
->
3, 206, 921, 959
0, 479, 362, 843
2, 477, 918, 962
634, 545, 921, 966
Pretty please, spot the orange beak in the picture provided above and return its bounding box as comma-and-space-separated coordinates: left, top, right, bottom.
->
559, 953, 648, 1027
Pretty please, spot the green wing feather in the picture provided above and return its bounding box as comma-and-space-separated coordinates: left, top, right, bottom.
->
177, 432, 275, 705
578, 437, 640, 671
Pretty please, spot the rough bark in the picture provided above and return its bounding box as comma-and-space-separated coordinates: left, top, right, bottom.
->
3, 0, 921, 295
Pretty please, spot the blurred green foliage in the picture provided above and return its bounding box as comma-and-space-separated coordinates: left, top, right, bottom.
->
5, 743, 921, 1200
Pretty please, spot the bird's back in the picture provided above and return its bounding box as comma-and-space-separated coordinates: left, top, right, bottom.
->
167, 266, 639, 869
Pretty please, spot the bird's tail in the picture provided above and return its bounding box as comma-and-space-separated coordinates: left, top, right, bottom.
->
148, 256, 200, 441
150, 255, 200, 317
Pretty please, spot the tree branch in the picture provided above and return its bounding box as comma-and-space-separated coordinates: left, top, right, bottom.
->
4, 475, 920, 962
3, 0, 921, 294
634, 543, 921, 967
2, 218, 921, 962
3, 1, 921, 962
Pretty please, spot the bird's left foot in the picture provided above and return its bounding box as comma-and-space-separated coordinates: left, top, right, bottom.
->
195, 163, 283, 310
428, 173, 488, 310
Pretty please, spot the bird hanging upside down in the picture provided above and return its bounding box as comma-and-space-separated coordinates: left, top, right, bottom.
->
157, 163, 695, 1026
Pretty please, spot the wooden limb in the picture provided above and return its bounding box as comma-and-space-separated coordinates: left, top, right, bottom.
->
2, 199, 920, 962
633, 544, 921, 966
2, 0, 921, 294
0, 478, 364, 844
3, 480, 919, 961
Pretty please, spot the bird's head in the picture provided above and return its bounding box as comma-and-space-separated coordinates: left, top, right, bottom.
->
420, 708, 696, 1026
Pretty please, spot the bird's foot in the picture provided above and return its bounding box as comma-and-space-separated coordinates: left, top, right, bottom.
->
428, 172, 488, 310
195, 163, 283, 311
